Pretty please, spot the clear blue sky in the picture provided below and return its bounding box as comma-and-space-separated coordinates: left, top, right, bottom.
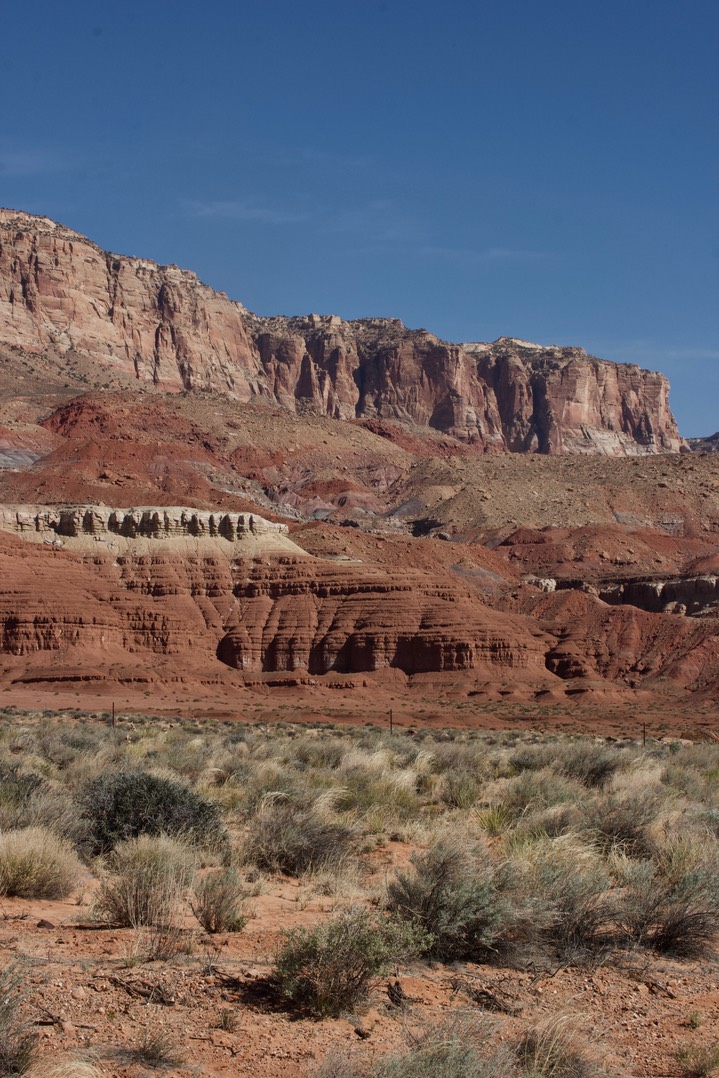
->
1, 0, 717, 435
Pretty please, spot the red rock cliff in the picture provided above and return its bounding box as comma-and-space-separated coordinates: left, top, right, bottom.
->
0, 209, 684, 455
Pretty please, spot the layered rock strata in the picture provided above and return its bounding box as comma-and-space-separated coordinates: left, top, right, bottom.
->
217, 560, 543, 675
0, 209, 684, 455
0, 518, 547, 680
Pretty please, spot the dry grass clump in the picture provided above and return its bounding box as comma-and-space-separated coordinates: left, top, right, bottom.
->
335, 774, 422, 833
313, 1013, 613, 1077
439, 768, 480, 809
517, 1015, 612, 1077
127, 1030, 184, 1069
94, 833, 194, 928
520, 835, 616, 961
317, 1021, 516, 1077
191, 867, 247, 933
503, 769, 586, 819
0, 827, 83, 900
579, 791, 661, 857
551, 741, 630, 790
24, 1057, 104, 1078
675, 1042, 719, 1078
244, 801, 355, 876
0, 963, 36, 1077
0, 761, 86, 846
615, 854, 719, 958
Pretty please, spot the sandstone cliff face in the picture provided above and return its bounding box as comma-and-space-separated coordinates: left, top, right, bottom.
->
468, 339, 680, 454
0, 209, 260, 398
0, 210, 684, 456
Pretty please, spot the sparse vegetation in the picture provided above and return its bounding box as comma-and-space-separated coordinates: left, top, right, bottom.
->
191, 867, 247, 933
313, 1014, 611, 1077
129, 1029, 184, 1069
94, 833, 194, 928
25, 1059, 103, 1078
386, 840, 518, 962
516, 1015, 610, 1077
244, 801, 355, 876
0, 712, 717, 1074
675, 1042, 719, 1078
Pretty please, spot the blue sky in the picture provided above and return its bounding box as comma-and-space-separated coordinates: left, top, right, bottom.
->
1, 0, 717, 435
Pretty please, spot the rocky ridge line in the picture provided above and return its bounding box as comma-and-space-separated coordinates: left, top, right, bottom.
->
0, 208, 684, 456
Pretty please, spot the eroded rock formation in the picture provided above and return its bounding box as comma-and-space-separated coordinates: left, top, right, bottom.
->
1, 508, 718, 715
0, 510, 547, 683
217, 559, 544, 675
0, 503, 293, 548
0, 209, 684, 455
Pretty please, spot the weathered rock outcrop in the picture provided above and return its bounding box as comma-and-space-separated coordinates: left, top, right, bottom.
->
689, 432, 719, 453
2, 507, 719, 714
0, 209, 260, 397
0, 209, 684, 455
217, 560, 543, 675
0, 503, 295, 551
0, 516, 547, 682
597, 574, 719, 617
467, 339, 680, 454
534, 588, 719, 694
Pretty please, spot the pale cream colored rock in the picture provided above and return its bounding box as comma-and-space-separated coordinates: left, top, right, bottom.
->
0, 503, 301, 556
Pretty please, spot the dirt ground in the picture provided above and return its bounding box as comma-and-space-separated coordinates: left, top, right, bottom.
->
2, 841, 718, 1078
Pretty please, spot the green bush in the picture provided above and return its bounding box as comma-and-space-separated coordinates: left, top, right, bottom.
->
274, 908, 427, 1016
244, 802, 354, 876
78, 770, 226, 854
386, 841, 517, 963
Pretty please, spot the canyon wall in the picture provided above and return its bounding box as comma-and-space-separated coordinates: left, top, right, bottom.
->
0, 209, 684, 456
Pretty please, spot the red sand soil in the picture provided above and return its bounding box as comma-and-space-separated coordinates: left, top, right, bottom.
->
3, 845, 718, 1077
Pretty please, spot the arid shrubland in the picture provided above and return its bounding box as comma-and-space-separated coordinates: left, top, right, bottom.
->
0, 709, 718, 977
